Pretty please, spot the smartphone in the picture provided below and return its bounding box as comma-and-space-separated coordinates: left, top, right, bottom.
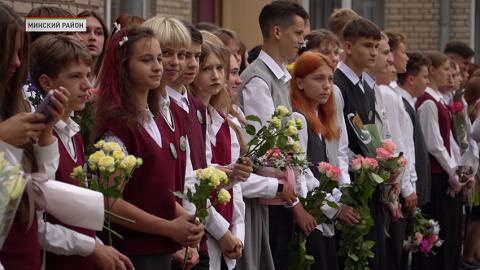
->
35, 90, 55, 122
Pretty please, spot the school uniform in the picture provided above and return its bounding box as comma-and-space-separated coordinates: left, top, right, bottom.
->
167, 86, 210, 270
412, 87, 462, 270
292, 111, 341, 270
43, 119, 95, 270
205, 106, 245, 270
333, 62, 386, 270
101, 98, 186, 269
238, 50, 294, 270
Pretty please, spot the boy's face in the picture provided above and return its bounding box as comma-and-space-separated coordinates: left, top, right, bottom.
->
393, 42, 408, 73
179, 42, 202, 85
41, 60, 91, 112
409, 65, 430, 97
277, 15, 306, 60
161, 44, 187, 83
345, 37, 379, 70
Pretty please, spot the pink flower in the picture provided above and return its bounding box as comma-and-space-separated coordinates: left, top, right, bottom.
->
448, 101, 464, 113
419, 239, 433, 255
318, 162, 331, 174
414, 232, 423, 246
363, 157, 378, 170
351, 156, 364, 171
383, 139, 396, 154
376, 147, 393, 161
426, 234, 438, 243
398, 156, 408, 167
326, 166, 342, 181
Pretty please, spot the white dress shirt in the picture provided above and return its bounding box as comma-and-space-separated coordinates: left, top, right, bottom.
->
337, 62, 365, 92
53, 119, 80, 160
417, 87, 458, 177
378, 84, 415, 197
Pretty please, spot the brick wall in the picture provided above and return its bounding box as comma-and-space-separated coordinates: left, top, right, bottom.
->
384, 0, 471, 51
0, 0, 104, 17
156, 0, 191, 21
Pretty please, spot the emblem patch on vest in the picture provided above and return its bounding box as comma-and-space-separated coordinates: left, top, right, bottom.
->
180, 136, 186, 152
169, 143, 178, 159
196, 110, 203, 124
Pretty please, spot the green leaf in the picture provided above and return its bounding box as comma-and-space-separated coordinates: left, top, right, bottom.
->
246, 114, 262, 124
348, 253, 359, 262
369, 172, 384, 184
326, 200, 339, 209
245, 125, 256, 136
173, 191, 187, 200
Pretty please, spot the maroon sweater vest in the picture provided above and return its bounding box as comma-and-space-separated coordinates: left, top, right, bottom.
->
416, 92, 452, 174
44, 131, 95, 269
210, 112, 234, 226
166, 101, 187, 196
105, 120, 182, 256
0, 205, 41, 270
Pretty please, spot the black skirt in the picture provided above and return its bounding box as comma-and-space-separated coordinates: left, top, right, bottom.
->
306, 230, 339, 270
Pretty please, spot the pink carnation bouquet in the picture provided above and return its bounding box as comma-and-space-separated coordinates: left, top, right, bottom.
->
403, 208, 443, 255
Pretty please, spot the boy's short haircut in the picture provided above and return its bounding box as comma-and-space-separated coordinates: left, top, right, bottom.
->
181, 20, 203, 45
444, 41, 475, 59
30, 34, 92, 90
143, 15, 191, 48
341, 18, 381, 43
298, 29, 339, 55
385, 30, 406, 52
327, 8, 361, 39
248, 45, 262, 64
397, 51, 431, 85
195, 22, 220, 32
258, 0, 309, 39
424, 50, 448, 68
27, 7, 74, 42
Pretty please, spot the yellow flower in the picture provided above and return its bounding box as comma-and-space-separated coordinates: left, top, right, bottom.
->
285, 125, 299, 136
295, 118, 303, 129
275, 105, 290, 117
216, 170, 229, 184
7, 173, 26, 200
271, 117, 281, 128
209, 173, 221, 187
122, 155, 138, 172
217, 188, 231, 205
112, 150, 125, 161
70, 165, 84, 179
286, 119, 296, 127
103, 142, 122, 153
197, 167, 214, 180
291, 142, 302, 153
98, 156, 115, 172
88, 150, 105, 170
94, 140, 105, 149
136, 158, 143, 167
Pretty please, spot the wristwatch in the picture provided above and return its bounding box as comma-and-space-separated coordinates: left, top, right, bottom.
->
277, 183, 284, 193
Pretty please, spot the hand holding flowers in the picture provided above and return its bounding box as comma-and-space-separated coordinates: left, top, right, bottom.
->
403, 208, 443, 256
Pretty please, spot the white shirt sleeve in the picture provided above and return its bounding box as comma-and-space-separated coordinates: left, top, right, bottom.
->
230, 184, 245, 245
333, 85, 352, 185
37, 211, 96, 256
34, 138, 60, 179
471, 115, 480, 142
399, 101, 418, 194
417, 100, 458, 176
239, 173, 279, 198
242, 77, 275, 130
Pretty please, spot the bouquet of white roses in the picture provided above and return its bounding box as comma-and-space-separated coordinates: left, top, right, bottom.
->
71, 140, 143, 245
0, 152, 28, 249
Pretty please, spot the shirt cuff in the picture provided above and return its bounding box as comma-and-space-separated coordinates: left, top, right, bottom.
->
34, 137, 58, 163
401, 182, 415, 198
285, 198, 300, 208
205, 208, 230, 240
266, 177, 279, 198
74, 233, 96, 256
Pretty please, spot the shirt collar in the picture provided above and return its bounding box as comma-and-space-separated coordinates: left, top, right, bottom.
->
396, 86, 416, 108
425, 87, 443, 102
363, 72, 376, 90
338, 62, 362, 86
258, 50, 291, 83
159, 92, 171, 108
54, 118, 80, 138
166, 85, 188, 105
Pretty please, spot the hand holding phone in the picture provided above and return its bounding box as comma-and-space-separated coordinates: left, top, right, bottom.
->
35, 90, 55, 123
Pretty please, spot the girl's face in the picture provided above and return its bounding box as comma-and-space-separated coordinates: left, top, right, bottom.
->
7, 31, 21, 82
161, 44, 187, 84
193, 53, 225, 98
430, 60, 450, 87
76, 16, 105, 57
128, 37, 163, 91
228, 54, 242, 98
297, 64, 333, 106
316, 42, 340, 67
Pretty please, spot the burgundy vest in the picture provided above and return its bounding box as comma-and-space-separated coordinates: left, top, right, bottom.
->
168, 101, 188, 196
172, 95, 209, 251
210, 112, 234, 225
104, 120, 181, 256
0, 204, 41, 270
44, 131, 95, 270
415, 92, 452, 174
